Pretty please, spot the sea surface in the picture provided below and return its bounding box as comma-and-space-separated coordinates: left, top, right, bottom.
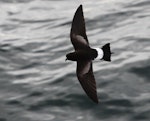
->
0, 0, 150, 121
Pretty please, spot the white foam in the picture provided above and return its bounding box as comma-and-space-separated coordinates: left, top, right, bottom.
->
93, 48, 104, 60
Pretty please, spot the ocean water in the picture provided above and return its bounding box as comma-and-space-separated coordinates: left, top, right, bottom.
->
0, 0, 150, 121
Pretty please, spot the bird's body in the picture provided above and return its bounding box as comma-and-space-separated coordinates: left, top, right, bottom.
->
66, 48, 97, 61
66, 5, 112, 103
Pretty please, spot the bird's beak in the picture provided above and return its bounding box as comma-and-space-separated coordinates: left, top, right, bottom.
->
65, 58, 68, 61
111, 52, 114, 54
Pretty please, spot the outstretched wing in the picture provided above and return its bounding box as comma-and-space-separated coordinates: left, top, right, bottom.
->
70, 5, 89, 50
70, 5, 98, 103
77, 60, 98, 103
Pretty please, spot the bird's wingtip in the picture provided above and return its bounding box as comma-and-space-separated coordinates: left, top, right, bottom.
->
94, 99, 99, 104
78, 4, 83, 10
79, 4, 82, 7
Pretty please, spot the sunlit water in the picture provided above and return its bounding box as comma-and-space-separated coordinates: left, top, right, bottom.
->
0, 0, 150, 121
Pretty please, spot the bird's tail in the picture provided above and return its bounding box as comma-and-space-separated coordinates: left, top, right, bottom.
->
101, 43, 112, 62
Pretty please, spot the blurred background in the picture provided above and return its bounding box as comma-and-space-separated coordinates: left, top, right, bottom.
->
0, 0, 150, 121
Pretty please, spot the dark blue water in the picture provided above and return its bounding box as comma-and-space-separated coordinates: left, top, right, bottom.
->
0, 0, 150, 121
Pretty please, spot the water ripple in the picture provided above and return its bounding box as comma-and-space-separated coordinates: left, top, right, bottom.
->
0, 0, 150, 121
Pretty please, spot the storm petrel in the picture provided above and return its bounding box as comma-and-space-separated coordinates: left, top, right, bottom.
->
66, 5, 112, 103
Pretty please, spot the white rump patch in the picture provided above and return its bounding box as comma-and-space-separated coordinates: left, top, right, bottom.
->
93, 48, 104, 60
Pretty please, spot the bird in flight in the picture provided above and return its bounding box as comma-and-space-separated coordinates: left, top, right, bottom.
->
66, 5, 112, 103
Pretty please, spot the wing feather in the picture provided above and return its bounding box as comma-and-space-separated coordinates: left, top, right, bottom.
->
70, 5, 99, 103
77, 61, 98, 103
70, 5, 89, 50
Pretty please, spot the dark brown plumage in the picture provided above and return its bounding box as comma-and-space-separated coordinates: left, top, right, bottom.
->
66, 5, 98, 103
66, 5, 112, 103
